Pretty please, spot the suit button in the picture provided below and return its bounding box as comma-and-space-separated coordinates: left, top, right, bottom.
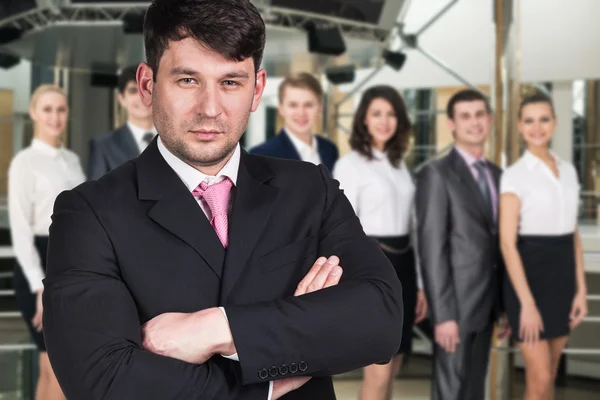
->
269, 366, 278, 377
258, 369, 269, 380
299, 361, 308, 372
279, 365, 289, 375
289, 363, 298, 374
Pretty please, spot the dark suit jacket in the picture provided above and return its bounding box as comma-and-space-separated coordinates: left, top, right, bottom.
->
87, 124, 139, 180
43, 139, 403, 400
249, 130, 339, 172
415, 147, 503, 334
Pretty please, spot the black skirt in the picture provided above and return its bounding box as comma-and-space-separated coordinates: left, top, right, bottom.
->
371, 235, 417, 355
503, 234, 576, 342
13, 236, 49, 351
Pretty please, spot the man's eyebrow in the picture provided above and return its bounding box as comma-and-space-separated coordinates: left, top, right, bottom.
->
170, 67, 199, 76
221, 71, 250, 80
169, 68, 250, 80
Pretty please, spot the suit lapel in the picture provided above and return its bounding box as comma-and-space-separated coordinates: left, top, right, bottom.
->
448, 148, 493, 226
278, 130, 302, 161
316, 136, 332, 172
221, 151, 278, 302
114, 125, 140, 159
137, 140, 225, 278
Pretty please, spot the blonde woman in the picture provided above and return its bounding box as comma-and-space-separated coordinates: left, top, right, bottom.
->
8, 84, 85, 400
500, 94, 587, 399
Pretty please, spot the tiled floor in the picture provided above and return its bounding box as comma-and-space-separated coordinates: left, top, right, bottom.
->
333, 377, 600, 400
333, 378, 600, 400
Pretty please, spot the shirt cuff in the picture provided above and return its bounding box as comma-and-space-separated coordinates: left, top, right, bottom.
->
268, 381, 273, 400
218, 307, 239, 361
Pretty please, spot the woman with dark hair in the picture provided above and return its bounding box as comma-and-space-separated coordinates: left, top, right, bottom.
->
333, 85, 427, 400
500, 93, 587, 399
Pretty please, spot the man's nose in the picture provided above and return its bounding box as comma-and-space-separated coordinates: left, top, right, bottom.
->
195, 86, 223, 118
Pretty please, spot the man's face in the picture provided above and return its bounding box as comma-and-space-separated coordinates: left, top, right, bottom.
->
118, 81, 152, 121
278, 86, 322, 137
138, 37, 266, 168
448, 100, 492, 147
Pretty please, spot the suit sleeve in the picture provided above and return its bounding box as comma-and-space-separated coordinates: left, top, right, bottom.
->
414, 164, 457, 325
87, 138, 108, 181
43, 189, 269, 400
224, 164, 404, 385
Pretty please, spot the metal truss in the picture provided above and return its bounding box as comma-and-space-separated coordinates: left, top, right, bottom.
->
0, 4, 388, 43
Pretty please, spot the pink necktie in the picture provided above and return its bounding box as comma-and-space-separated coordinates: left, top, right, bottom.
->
192, 178, 233, 247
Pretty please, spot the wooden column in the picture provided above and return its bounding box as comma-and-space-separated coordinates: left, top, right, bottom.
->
0, 90, 14, 197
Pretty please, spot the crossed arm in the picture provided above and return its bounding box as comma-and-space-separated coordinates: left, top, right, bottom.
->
43, 165, 403, 399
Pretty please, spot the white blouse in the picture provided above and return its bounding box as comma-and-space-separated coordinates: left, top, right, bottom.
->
333, 148, 423, 288
8, 139, 86, 292
500, 150, 580, 235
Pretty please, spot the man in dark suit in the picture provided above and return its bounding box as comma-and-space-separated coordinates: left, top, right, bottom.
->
250, 73, 338, 172
42, 1, 404, 399
415, 89, 509, 400
87, 65, 155, 180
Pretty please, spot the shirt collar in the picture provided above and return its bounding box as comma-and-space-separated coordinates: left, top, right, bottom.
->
157, 136, 240, 192
523, 149, 562, 169
454, 144, 487, 166
31, 138, 61, 157
127, 121, 156, 144
284, 128, 318, 154
371, 146, 386, 160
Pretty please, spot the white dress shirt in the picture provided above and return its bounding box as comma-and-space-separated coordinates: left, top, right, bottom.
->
8, 138, 86, 292
127, 121, 157, 153
333, 148, 423, 289
500, 150, 580, 235
157, 138, 273, 399
284, 129, 322, 165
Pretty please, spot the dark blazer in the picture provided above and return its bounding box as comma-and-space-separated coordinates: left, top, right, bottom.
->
43, 139, 404, 400
415, 147, 503, 333
249, 130, 339, 172
87, 124, 139, 180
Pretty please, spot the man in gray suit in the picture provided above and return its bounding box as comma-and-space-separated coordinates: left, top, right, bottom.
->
87, 65, 155, 180
415, 89, 509, 400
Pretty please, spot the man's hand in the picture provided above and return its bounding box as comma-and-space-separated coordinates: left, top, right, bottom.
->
272, 376, 312, 399
295, 256, 343, 296
496, 314, 511, 340
435, 320, 460, 353
142, 255, 344, 367
141, 308, 232, 364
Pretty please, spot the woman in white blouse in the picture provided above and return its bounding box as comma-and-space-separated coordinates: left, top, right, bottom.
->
8, 84, 85, 400
333, 85, 427, 400
500, 94, 587, 399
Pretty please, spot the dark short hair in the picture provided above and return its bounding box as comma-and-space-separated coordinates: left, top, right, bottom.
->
350, 85, 412, 168
518, 93, 555, 119
117, 65, 138, 94
143, 0, 266, 79
447, 89, 491, 119
278, 73, 323, 103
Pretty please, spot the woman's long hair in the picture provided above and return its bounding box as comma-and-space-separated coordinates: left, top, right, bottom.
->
350, 85, 412, 168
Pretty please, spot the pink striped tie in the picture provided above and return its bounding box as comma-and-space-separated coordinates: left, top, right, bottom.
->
192, 178, 233, 247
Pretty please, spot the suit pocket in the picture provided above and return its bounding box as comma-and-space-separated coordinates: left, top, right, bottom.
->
260, 236, 317, 273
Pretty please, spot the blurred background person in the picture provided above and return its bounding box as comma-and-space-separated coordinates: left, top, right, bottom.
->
499, 94, 588, 400
333, 85, 427, 400
8, 84, 85, 400
87, 64, 155, 180
415, 89, 508, 400
250, 72, 338, 172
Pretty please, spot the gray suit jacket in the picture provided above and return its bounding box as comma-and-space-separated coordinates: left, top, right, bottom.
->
87, 125, 140, 181
415, 147, 503, 333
